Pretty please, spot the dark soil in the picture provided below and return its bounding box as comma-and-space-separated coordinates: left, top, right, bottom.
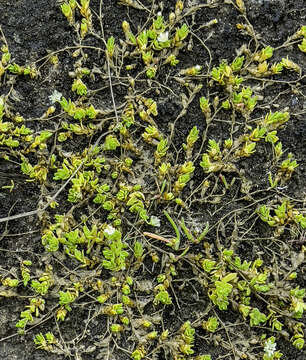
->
0, 1, 305, 360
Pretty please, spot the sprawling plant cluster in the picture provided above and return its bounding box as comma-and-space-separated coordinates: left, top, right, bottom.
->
0, 1, 305, 359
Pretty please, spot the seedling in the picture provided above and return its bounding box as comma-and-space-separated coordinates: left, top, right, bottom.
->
278, 153, 298, 179
254, 46, 274, 62
103, 135, 120, 151
208, 273, 236, 310
174, 24, 189, 47
102, 226, 129, 271
183, 126, 199, 158
163, 210, 180, 250
106, 36, 116, 58
34, 332, 57, 351
72, 78, 87, 95
298, 38, 306, 53
154, 285, 172, 305
61, 2, 74, 24
202, 317, 219, 332
0, 2, 305, 360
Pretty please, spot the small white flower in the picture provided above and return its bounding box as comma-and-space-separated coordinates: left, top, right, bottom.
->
150, 216, 161, 227
264, 339, 276, 357
104, 225, 116, 236
157, 11, 162, 16
195, 65, 202, 71
49, 90, 62, 103
157, 31, 169, 43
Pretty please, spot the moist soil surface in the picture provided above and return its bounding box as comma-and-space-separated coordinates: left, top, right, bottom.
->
0, 1, 305, 360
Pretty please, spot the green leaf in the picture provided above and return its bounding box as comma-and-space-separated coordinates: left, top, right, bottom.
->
103, 135, 120, 151
249, 308, 267, 326
231, 56, 244, 72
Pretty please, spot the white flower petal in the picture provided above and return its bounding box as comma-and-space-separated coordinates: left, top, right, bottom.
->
150, 216, 161, 227
157, 31, 169, 43
104, 225, 115, 236
49, 90, 62, 103
264, 339, 276, 357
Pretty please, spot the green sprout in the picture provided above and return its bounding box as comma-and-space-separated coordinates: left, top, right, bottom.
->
154, 285, 172, 305
152, 14, 164, 31
106, 36, 115, 58
271, 62, 283, 74
61, 2, 74, 23
181, 64, 202, 76
142, 50, 153, 65
131, 348, 146, 360
291, 334, 304, 350
249, 308, 267, 327
72, 78, 87, 96
34, 332, 57, 351
265, 131, 279, 144
200, 153, 222, 173
174, 161, 194, 193
8, 63, 24, 75
134, 241, 144, 260
263, 336, 283, 360
165, 54, 179, 66
236, 141, 256, 158
103, 135, 120, 151
256, 200, 305, 230
199, 97, 211, 120
263, 111, 289, 129
59, 290, 77, 312
146, 66, 157, 78
254, 46, 274, 62
289, 286, 306, 319
179, 321, 195, 355
279, 153, 298, 179
154, 138, 168, 164
208, 273, 237, 310
281, 57, 301, 73
202, 317, 219, 333
174, 24, 189, 46
232, 87, 258, 114
102, 226, 129, 271
104, 303, 124, 316
137, 31, 148, 50
80, 18, 89, 38
183, 126, 199, 158
127, 190, 149, 222
298, 38, 306, 53
111, 324, 124, 333
2, 277, 19, 287
231, 55, 244, 71
207, 139, 221, 159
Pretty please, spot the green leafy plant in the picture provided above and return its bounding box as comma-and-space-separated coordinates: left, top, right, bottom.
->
262, 336, 283, 359
72, 78, 87, 95
103, 135, 120, 151
208, 273, 236, 310
278, 153, 298, 179
106, 36, 116, 58
183, 126, 199, 158
202, 316, 219, 332
249, 308, 267, 327
34, 332, 57, 351
102, 226, 129, 271
254, 46, 274, 62
61, 2, 74, 23
257, 201, 305, 231
154, 285, 172, 305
